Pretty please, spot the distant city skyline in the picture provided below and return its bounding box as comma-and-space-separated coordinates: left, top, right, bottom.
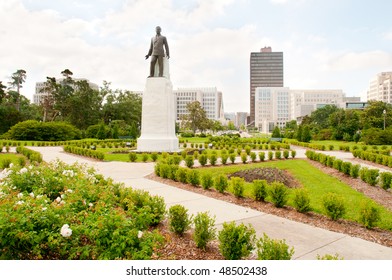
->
1, 0, 392, 113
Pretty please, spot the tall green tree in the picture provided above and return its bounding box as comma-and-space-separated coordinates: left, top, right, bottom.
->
362, 100, 392, 129
8, 69, 26, 111
309, 105, 339, 129
271, 126, 281, 138
0, 81, 6, 103
181, 101, 209, 133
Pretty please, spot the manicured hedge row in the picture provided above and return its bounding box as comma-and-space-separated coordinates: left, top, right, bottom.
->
306, 150, 391, 190
63, 145, 105, 161
352, 150, 392, 168
15, 146, 43, 163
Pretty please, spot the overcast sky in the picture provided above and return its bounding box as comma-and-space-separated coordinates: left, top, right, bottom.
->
1, 0, 391, 112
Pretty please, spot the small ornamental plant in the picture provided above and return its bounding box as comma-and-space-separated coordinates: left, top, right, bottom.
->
168, 205, 192, 236
193, 212, 216, 250
231, 177, 245, 198
198, 154, 208, 166
322, 193, 346, 221
293, 188, 311, 213
256, 233, 295, 260
269, 182, 289, 208
218, 222, 256, 260
253, 180, 268, 202
214, 174, 229, 193
201, 173, 214, 190
185, 155, 194, 168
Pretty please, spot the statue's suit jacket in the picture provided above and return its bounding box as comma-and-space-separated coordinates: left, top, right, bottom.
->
148, 35, 169, 57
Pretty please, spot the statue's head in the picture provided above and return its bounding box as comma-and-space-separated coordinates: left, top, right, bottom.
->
155, 26, 161, 34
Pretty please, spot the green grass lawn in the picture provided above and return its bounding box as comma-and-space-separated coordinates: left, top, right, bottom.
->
196, 159, 392, 231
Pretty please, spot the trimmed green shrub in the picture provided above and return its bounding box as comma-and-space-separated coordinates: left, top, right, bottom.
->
231, 177, 245, 198
250, 152, 257, 162
341, 162, 352, 176
359, 202, 381, 229
175, 167, 188, 183
253, 180, 268, 202
269, 182, 289, 208
129, 152, 137, 162
201, 173, 214, 190
168, 205, 192, 236
268, 151, 274, 160
259, 152, 265, 161
151, 152, 158, 162
172, 154, 182, 165
221, 153, 228, 165
141, 153, 149, 162
332, 159, 343, 172
350, 164, 361, 178
275, 150, 282, 160
359, 167, 368, 182
218, 222, 256, 260
198, 154, 208, 166
229, 153, 236, 164
193, 212, 216, 250
293, 188, 311, 213
291, 150, 296, 159
240, 152, 248, 164
322, 193, 346, 220
209, 154, 217, 166
159, 163, 171, 179
185, 155, 194, 168
245, 145, 251, 155
0, 158, 12, 169
214, 174, 229, 193
366, 169, 379, 186
256, 233, 295, 260
187, 169, 200, 186
379, 172, 392, 189
283, 150, 289, 159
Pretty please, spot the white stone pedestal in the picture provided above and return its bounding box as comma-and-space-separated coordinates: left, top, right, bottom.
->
137, 77, 179, 152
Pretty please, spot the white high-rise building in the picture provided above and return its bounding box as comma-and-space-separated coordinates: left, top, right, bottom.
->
174, 87, 225, 123
33, 78, 99, 105
367, 72, 392, 103
255, 87, 346, 133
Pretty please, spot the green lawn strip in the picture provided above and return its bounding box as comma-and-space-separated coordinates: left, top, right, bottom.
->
195, 159, 392, 231
180, 137, 208, 144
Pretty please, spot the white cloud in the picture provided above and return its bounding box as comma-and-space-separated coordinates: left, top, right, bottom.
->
326, 50, 392, 71
383, 32, 392, 40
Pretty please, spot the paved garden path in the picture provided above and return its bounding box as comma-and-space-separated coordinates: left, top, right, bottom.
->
30, 146, 392, 260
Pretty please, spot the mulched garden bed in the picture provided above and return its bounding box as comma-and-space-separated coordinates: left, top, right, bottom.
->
146, 160, 392, 254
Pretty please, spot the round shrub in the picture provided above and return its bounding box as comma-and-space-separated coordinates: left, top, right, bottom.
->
359, 202, 381, 229
221, 153, 229, 165
240, 152, 248, 164
129, 152, 138, 162
175, 167, 188, 183
269, 182, 289, 208
218, 222, 256, 260
201, 173, 214, 190
229, 153, 236, 164
141, 153, 149, 162
293, 188, 311, 213
268, 151, 274, 160
209, 154, 218, 166
185, 155, 194, 168
253, 179, 268, 202
291, 150, 296, 159
259, 152, 265, 161
186, 169, 200, 186
214, 174, 228, 193
198, 154, 208, 166
193, 212, 216, 250
168, 205, 192, 236
256, 233, 295, 260
275, 150, 282, 160
231, 177, 245, 198
322, 193, 346, 220
250, 152, 257, 162
151, 152, 158, 162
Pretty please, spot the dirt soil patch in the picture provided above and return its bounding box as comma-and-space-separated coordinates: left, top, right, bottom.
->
228, 167, 300, 188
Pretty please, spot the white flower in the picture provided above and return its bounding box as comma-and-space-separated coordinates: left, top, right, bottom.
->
60, 200, 66, 205
55, 197, 62, 203
60, 224, 72, 238
9, 163, 14, 168
28, 165, 33, 170
16, 201, 24, 205
17, 193, 23, 198
29, 192, 35, 198
66, 189, 73, 193
19, 167, 28, 174
138, 231, 143, 239
88, 203, 93, 207
42, 207, 47, 211
36, 195, 43, 199
61, 194, 65, 199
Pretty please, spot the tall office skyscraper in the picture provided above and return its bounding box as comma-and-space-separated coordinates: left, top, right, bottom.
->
249, 47, 283, 125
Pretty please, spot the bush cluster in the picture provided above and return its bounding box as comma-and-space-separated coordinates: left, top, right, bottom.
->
306, 150, 391, 189
353, 150, 392, 169
0, 161, 164, 259
64, 145, 105, 161
6, 120, 81, 141
16, 146, 43, 163
168, 205, 192, 236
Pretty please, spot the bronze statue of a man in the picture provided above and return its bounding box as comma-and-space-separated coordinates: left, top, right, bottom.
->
145, 26, 170, 77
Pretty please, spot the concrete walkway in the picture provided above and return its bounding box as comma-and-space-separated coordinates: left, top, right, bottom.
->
29, 146, 392, 260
